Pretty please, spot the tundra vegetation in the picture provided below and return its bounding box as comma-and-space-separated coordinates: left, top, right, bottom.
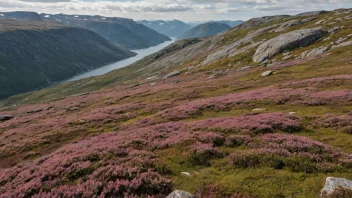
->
0, 9, 352, 197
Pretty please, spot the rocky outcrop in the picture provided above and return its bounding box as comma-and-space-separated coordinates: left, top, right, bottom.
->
0, 19, 135, 99
166, 190, 195, 198
296, 11, 327, 17
299, 46, 329, 58
253, 28, 328, 63
164, 71, 181, 79
332, 40, 352, 49
321, 177, 352, 196
234, 15, 288, 30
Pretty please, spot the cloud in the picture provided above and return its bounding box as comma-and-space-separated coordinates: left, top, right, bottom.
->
0, 0, 350, 21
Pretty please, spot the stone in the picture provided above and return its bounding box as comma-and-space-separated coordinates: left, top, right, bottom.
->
181, 172, 191, 176
282, 55, 292, 60
315, 20, 324, 25
166, 190, 195, 198
299, 46, 329, 58
150, 83, 156, 87
26, 108, 43, 114
321, 177, 352, 196
164, 71, 181, 79
252, 108, 266, 112
332, 40, 352, 49
239, 66, 253, 71
0, 115, 14, 121
68, 107, 80, 111
253, 28, 328, 63
261, 71, 273, 77
289, 112, 297, 115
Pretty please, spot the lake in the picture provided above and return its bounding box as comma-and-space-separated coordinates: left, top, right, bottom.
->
66, 38, 176, 82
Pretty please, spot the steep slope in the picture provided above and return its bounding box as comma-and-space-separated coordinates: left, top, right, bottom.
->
138, 20, 192, 37
0, 11, 41, 21
40, 13, 171, 49
0, 19, 135, 99
1, 9, 352, 198
179, 22, 231, 39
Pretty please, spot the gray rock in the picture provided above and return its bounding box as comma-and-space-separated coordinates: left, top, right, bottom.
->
321, 177, 352, 196
68, 107, 80, 111
253, 28, 328, 63
329, 27, 341, 34
150, 83, 156, 87
261, 71, 273, 77
166, 190, 195, 198
0, 115, 14, 121
239, 66, 253, 71
332, 40, 352, 49
300, 17, 315, 23
282, 55, 292, 60
299, 46, 329, 58
164, 71, 181, 79
315, 20, 325, 25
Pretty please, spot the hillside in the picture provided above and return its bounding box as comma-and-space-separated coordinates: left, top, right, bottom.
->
138, 20, 192, 37
0, 19, 135, 99
179, 22, 231, 39
40, 13, 171, 49
1, 8, 352, 197
212, 20, 243, 27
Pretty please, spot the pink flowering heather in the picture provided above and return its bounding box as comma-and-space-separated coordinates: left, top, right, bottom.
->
189, 112, 301, 134
316, 114, 352, 134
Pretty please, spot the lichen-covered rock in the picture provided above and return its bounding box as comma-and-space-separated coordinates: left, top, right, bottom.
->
321, 177, 352, 196
166, 190, 195, 198
253, 28, 328, 63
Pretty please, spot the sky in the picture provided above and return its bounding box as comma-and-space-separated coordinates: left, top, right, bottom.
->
0, 0, 351, 22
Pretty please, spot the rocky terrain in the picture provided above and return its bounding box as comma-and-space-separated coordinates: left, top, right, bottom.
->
0, 19, 135, 99
179, 22, 231, 39
138, 20, 192, 37
1, 8, 352, 197
40, 13, 171, 50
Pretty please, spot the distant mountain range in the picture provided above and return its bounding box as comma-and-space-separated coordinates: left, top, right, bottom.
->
179, 22, 232, 39
0, 11, 42, 21
138, 20, 192, 38
39, 14, 171, 50
138, 20, 243, 38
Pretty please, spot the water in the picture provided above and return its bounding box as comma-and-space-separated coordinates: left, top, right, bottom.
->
66, 38, 176, 82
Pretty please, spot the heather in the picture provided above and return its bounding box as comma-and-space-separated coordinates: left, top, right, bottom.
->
0, 9, 352, 198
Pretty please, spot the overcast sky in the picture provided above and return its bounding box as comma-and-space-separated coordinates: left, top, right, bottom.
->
0, 0, 351, 21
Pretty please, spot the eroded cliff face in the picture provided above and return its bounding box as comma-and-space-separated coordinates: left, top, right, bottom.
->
0, 19, 135, 98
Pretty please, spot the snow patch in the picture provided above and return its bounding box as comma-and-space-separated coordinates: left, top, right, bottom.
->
44, 15, 50, 18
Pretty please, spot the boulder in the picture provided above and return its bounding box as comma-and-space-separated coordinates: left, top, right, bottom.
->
0, 115, 14, 121
164, 71, 181, 79
321, 177, 352, 196
166, 190, 195, 198
253, 28, 328, 63
261, 71, 273, 77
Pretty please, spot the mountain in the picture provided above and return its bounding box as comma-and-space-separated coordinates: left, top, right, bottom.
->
40, 14, 171, 50
179, 22, 231, 39
215, 20, 243, 27
1, 8, 352, 198
0, 19, 135, 99
138, 20, 192, 37
187, 20, 243, 28
0, 11, 42, 21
